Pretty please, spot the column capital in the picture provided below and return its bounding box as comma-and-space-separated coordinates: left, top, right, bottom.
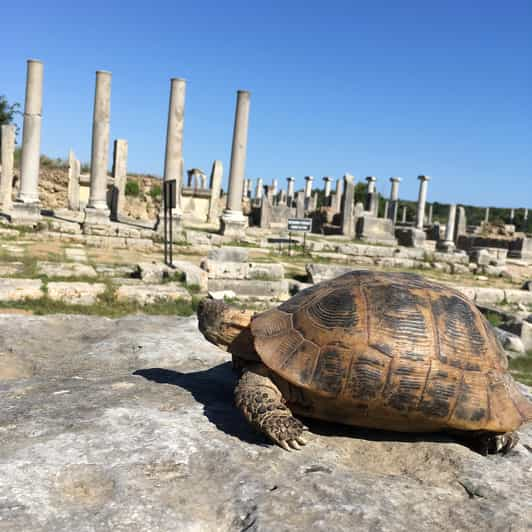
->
344, 173, 354, 184
286, 176, 295, 182
305, 175, 314, 182
390, 176, 402, 183
366, 176, 377, 183
323, 176, 332, 182
418, 175, 430, 182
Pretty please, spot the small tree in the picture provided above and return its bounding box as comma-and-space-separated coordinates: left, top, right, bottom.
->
0, 95, 21, 150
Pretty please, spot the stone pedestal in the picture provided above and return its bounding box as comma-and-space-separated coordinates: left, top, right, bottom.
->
356, 216, 397, 245
395, 227, 426, 248
82, 207, 111, 235
10, 201, 42, 226
220, 212, 248, 239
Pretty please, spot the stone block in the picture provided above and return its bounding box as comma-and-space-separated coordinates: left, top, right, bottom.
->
135, 262, 170, 283
336, 244, 395, 258
115, 283, 191, 305
450, 263, 470, 275
504, 290, 532, 306
395, 227, 425, 248
201, 260, 249, 280
47, 282, 106, 305
452, 286, 477, 301
207, 279, 288, 298
207, 246, 249, 263
95, 264, 137, 278
247, 263, 284, 281
9, 202, 41, 225
0, 262, 25, 276
172, 260, 209, 292
208, 290, 237, 300
356, 216, 397, 245
306, 263, 356, 284
185, 230, 224, 247
433, 251, 469, 265
474, 288, 506, 305
65, 248, 88, 262
37, 262, 97, 278
493, 327, 525, 356
0, 279, 43, 301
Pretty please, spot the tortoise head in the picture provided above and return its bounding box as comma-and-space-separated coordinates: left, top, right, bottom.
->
197, 298, 254, 352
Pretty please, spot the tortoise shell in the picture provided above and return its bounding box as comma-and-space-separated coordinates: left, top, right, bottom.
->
250, 271, 532, 433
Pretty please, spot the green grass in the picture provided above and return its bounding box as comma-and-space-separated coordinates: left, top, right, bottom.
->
509, 352, 532, 386
149, 184, 162, 199
485, 311, 503, 328
125, 180, 140, 197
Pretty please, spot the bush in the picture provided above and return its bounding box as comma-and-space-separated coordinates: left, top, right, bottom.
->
149, 184, 162, 199
125, 180, 140, 197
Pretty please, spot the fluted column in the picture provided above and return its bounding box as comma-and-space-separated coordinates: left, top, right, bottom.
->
415, 175, 430, 230
87, 70, 111, 212
0, 125, 15, 209
18, 59, 43, 204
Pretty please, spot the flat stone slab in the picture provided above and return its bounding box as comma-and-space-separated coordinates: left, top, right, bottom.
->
0, 314, 530, 531
115, 283, 191, 305
306, 263, 358, 284
64, 247, 89, 262
207, 279, 289, 298
37, 262, 97, 278
0, 262, 25, 276
47, 282, 107, 305
0, 278, 43, 301
207, 246, 249, 263
1, 244, 25, 257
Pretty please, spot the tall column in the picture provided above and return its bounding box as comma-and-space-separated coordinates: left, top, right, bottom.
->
415, 175, 430, 230
286, 177, 295, 204
242, 178, 249, 199
438, 204, 456, 253
0, 124, 15, 210
255, 178, 263, 199
383, 200, 389, 219
341, 173, 355, 237
333, 177, 343, 214
365, 176, 377, 213
509, 208, 515, 222
84, 70, 112, 228
271, 179, 278, 196
163, 77, 186, 216
67, 149, 81, 211
427, 204, 433, 225
323, 176, 332, 205
17, 59, 43, 204
221, 90, 250, 237
207, 160, 223, 223
484, 207, 490, 224
304, 176, 313, 198
389, 176, 401, 223
111, 139, 128, 218
524, 208, 528, 221
401, 205, 407, 223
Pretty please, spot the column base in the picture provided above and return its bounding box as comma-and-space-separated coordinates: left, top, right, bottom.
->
9, 201, 42, 226
155, 211, 184, 242
395, 227, 426, 248
220, 210, 248, 239
436, 240, 456, 253
82, 207, 111, 235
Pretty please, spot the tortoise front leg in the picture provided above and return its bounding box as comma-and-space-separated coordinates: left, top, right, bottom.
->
235, 364, 307, 451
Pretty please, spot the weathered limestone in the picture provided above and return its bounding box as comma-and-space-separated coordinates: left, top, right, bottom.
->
340, 173, 355, 237
37, 262, 97, 278
11, 60, 43, 223
427, 204, 433, 225
401, 206, 407, 223
271, 179, 278, 198
357, 216, 397, 245
416, 175, 430, 230
510, 208, 515, 222
0, 124, 15, 209
295, 191, 305, 218
323, 176, 332, 206
17, 59, 43, 204
110, 139, 128, 219
438, 204, 457, 253
455, 206, 467, 240
484, 207, 490, 224
221, 90, 250, 238
67, 149, 81, 211
115, 283, 191, 305
47, 282, 106, 305
524, 208, 528, 221
245, 179, 252, 198
163, 77, 186, 216
255, 178, 264, 200
242, 178, 249, 199
208, 246, 249, 262
383, 200, 389, 219
84, 70, 112, 229
333, 177, 343, 214
0, 278, 43, 301
365, 176, 377, 214
286, 177, 295, 205
207, 160, 223, 224
304, 176, 313, 199
388, 177, 401, 223
306, 263, 356, 284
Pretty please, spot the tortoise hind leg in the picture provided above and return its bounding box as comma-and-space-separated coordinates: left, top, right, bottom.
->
235, 364, 307, 451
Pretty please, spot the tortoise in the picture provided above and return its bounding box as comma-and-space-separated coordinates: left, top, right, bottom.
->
197, 270, 532, 453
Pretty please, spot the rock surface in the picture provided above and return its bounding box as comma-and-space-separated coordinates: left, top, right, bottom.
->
0, 314, 531, 532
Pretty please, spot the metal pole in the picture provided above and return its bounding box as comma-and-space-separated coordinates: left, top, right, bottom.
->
163, 188, 168, 265
169, 202, 173, 267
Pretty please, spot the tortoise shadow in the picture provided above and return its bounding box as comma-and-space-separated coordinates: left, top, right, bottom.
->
133, 362, 267, 446
134, 362, 462, 450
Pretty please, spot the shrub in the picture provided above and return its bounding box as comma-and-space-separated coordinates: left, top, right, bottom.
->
149, 184, 162, 199
125, 180, 140, 197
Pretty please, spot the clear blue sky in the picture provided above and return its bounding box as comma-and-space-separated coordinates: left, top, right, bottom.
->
2, 0, 531, 208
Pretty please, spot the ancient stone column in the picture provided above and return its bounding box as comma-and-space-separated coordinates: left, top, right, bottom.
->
439, 204, 457, 253
304, 176, 313, 198
255, 178, 263, 200
242, 178, 249, 199
161, 77, 186, 219
455, 206, 467, 241
365, 176, 377, 214
524, 208, 528, 221
295, 191, 305, 218
389, 177, 401, 223
484, 207, 490, 224
0, 124, 15, 210
323, 176, 332, 206
401, 205, 407, 223
286, 177, 295, 204
221, 90, 250, 237
333, 177, 343, 214
207, 160, 223, 223
246, 179, 252, 198
509, 208, 515, 222
271, 179, 278, 197
427, 204, 433, 225
85, 70, 112, 226
341, 173, 355, 237
17, 59, 43, 205
111, 139, 128, 218
415, 175, 430, 230
67, 149, 81, 211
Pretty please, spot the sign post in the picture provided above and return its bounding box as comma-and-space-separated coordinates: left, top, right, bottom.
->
163, 179, 177, 267
287, 218, 312, 254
